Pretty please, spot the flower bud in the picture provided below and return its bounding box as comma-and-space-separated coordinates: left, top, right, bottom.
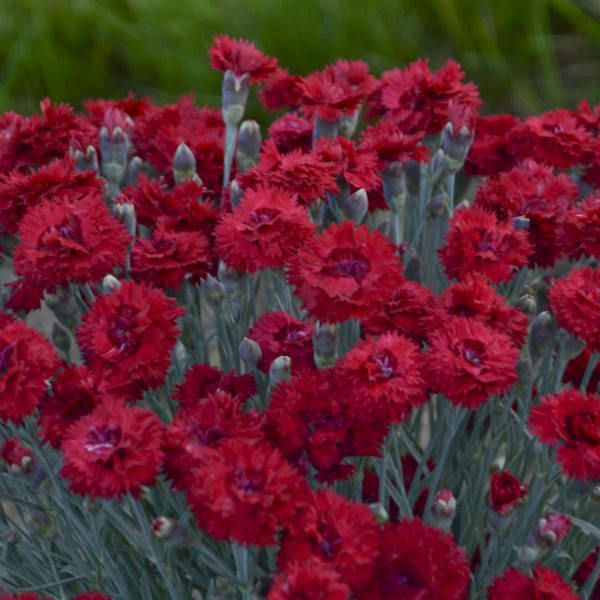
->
529, 311, 557, 357
204, 275, 226, 304
515, 357, 533, 388
441, 122, 473, 167
313, 322, 337, 368
152, 517, 189, 546
338, 108, 361, 138
369, 503, 389, 525
429, 149, 447, 185
534, 513, 571, 549
126, 156, 145, 186
489, 470, 528, 524
217, 261, 245, 296
342, 188, 368, 224
559, 330, 586, 360
382, 162, 405, 207
236, 120, 262, 172
239, 337, 262, 367
426, 193, 448, 218
101, 126, 130, 188
517, 542, 541, 567
72, 145, 99, 172
52, 322, 71, 355
230, 179, 244, 208
404, 248, 421, 282
102, 274, 122, 294
431, 489, 456, 531
45, 290, 78, 329
173, 143, 197, 184
221, 70, 250, 126
514, 294, 537, 316
119, 203, 137, 237
269, 355, 291, 385
512, 216, 530, 231
312, 115, 339, 144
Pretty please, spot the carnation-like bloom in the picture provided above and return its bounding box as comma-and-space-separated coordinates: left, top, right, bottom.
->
279, 489, 379, 590
565, 347, 600, 393
215, 185, 316, 273
287, 221, 405, 323
247, 311, 315, 374
14, 193, 129, 290
209, 34, 278, 82
61, 399, 164, 498
260, 68, 304, 111
268, 112, 313, 153
426, 317, 519, 407
574, 548, 600, 600
77, 281, 184, 400
84, 92, 153, 124
355, 518, 471, 600
0, 313, 59, 423
558, 194, 600, 259
185, 438, 308, 546
489, 470, 528, 515
0, 594, 50, 600
488, 566, 578, 600
438, 207, 532, 283
549, 266, 600, 352
268, 561, 350, 600
529, 389, 600, 481
0, 156, 103, 235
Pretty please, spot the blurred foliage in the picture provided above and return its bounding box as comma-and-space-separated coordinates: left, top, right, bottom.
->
1, 0, 600, 117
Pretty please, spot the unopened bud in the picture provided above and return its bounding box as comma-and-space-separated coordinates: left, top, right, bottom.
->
230, 179, 244, 209
119, 203, 137, 237
239, 337, 262, 367
83, 498, 99, 514
102, 274, 122, 294
515, 357, 533, 388
431, 489, 456, 531
218, 261, 245, 296
369, 503, 389, 524
312, 115, 339, 144
382, 162, 405, 208
236, 120, 262, 172
427, 193, 448, 218
221, 70, 250, 125
429, 149, 447, 185
127, 156, 144, 186
512, 216, 530, 231
173, 143, 197, 184
514, 294, 537, 316
204, 275, 226, 304
269, 356, 291, 385
152, 517, 189, 546
52, 322, 71, 355
338, 108, 361, 138
517, 542, 541, 566
560, 331, 586, 360
342, 188, 368, 224
313, 323, 336, 368
72, 145, 99, 172
442, 122, 473, 167
404, 249, 421, 282
529, 311, 557, 357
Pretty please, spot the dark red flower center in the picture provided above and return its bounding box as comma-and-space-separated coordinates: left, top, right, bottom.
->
108, 308, 139, 353
372, 350, 398, 379
332, 254, 369, 279
0, 343, 16, 375
188, 423, 225, 447
276, 324, 308, 344
462, 340, 486, 366
58, 214, 84, 242
319, 525, 342, 559
381, 570, 423, 598
477, 233, 497, 253
84, 425, 122, 455
234, 465, 263, 494
151, 237, 176, 252
248, 208, 279, 226
566, 411, 600, 444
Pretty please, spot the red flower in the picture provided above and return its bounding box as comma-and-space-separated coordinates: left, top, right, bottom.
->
84, 93, 153, 124
269, 112, 313, 153
268, 561, 350, 600
508, 108, 593, 169
239, 140, 339, 206
359, 121, 429, 169
14, 193, 129, 289
185, 438, 308, 546
1, 438, 33, 471
565, 347, 600, 393
38, 365, 103, 448
77, 281, 184, 400
549, 266, 600, 352
215, 185, 316, 273
279, 489, 379, 589
474, 160, 579, 267
247, 311, 314, 374
558, 193, 600, 259
574, 548, 600, 600
61, 399, 164, 498
0, 595, 49, 600
131, 219, 212, 289
489, 470, 528, 515
439, 207, 532, 283
4, 277, 47, 314
0, 314, 59, 423
287, 221, 405, 323
577, 99, 600, 134
538, 512, 571, 543
529, 389, 600, 481
488, 566, 578, 600
163, 390, 262, 490
260, 69, 304, 111
355, 518, 471, 600
209, 35, 278, 82
0, 156, 104, 235
464, 114, 520, 176
336, 332, 426, 423
379, 59, 481, 134
426, 317, 519, 408
71, 594, 112, 600
174, 363, 256, 409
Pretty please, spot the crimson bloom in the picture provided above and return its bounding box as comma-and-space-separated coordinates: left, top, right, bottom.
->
359, 121, 428, 169
426, 317, 519, 408
558, 194, 600, 259
71, 594, 112, 600
574, 548, 600, 600
439, 207, 532, 283
549, 266, 600, 352
84, 93, 153, 124
355, 518, 471, 600
185, 438, 308, 546
489, 470, 528, 515
287, 221, 405, 323
61, 399, 164, 498
0, 314, 59, 423
247, 311, 314, 374
565, 347, 600, 392
268, 561, 350, 600
77, 281, 184, 400
215, 185, 315, 273
14, 193, 129, 289
488, 566, 578, 600
0, 595, 49, 600
260, 69, 304, 111
209, 35, 278, 82
269, 112, 313, 153
529, 389, 600, 481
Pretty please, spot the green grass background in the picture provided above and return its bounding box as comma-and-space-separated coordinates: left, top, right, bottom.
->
1, 0, 599, 116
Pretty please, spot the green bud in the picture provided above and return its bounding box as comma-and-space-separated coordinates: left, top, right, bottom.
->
426, 193, 448, 218
342, 188, 368, 224
236, 120, 261, 172
102, 274, 122, 294
72, 145, 98, 172
382, 161, 405, 208
338, 108, 361, 138
269, 356, 291, 385
515, 357, 533, 388
313, 322, 337, 368
221, 71, 249, 126
126, 156, 144, 186
230, 179, 243, 209
514, 294, 537, 316
312, 115, 339, 144
173, 143, 197, 184
52, 322, 71, 355
204, 275, 226, 305
529, 311, 557, 357
369, 502, 389, 525
239, 337, 262, 367
559, 331, 586, 360
404, 248, 421, 282
441, 122, 473, 166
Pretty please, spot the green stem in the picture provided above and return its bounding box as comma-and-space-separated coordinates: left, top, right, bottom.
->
223, 122, 238, 190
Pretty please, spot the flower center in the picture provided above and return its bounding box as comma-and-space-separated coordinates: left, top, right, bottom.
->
382, 571, 423, 597
462, 340, 486, 366
108, 308, 139, 353
188, 423, 225, 447
84, 425, 122, 454
372, 350, 398, 379
566, 411, 600, 444
151, 237, 176, 252
0, 343, 16, 375
276, 324, 308, 344
334, 257, 369, 279
58, 214, 83, 242
234, 465, 262, 494
248, 208, 279, 226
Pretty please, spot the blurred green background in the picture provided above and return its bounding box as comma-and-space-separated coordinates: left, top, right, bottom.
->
1, 0, 600, 117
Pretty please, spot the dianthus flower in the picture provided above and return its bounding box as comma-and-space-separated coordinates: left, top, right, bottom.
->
215, 185, 315, 273
558, 194, 600, 259
488, 566, 578, 600
185, 438, 308, 546
279, 489, 379, 590
464, 114, 520, 176
130, 219, 212, 289
209, 35, 278, 82
0, 313, 59, 423
574, 548, 600, 600
426, 317, 519, 407
61, 399, 164, 498
474, 160, 579, 267
163, 390, 263, 490
268, 112, 313, 153
247, 311, 314, 374
0, 156, 104, 235
239, 140, 339, 206
4, 277, 47, 314
508, 108, 593, 169
489, 470, 528, 515
0, 595, 49, 600
77, 281, 183, 400
549, 266, 600, 352
174, 363, 256, 409
38, 365, 104, 448
378, 58, 481, 134
355, 518, 471, 600
438, 207, 532, 283
287, 221, 405, 323
260, 68, 304, 111
564, 347, 600, 392
336, 332, 426, 423
13, 193, 129, 289
268, 561, 350, 600
84, 92, 153, 121
577, 99, 600, 134
1, 438, 33, 472
529, 389, 600, 481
